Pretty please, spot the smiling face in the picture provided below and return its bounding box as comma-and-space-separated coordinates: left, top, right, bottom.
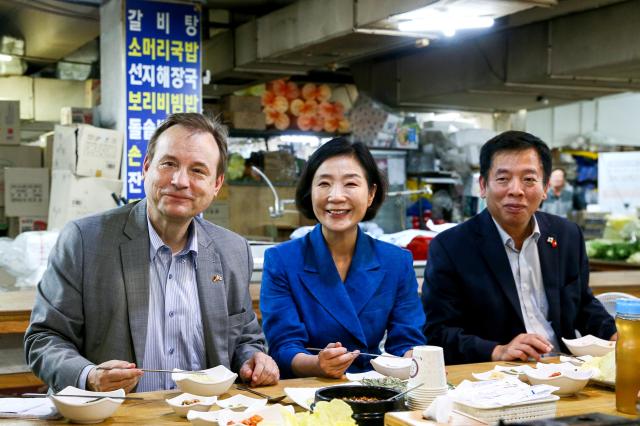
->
143, 124, 224, 227
479, 148, 549, 238
311, 155, 376, 236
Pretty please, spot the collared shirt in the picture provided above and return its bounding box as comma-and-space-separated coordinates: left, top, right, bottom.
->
136, 216, 206, 392
540, 188, 574, 218
492, 216, 561, 351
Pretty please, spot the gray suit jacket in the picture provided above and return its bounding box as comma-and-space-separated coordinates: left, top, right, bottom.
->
24, 200, 266, 392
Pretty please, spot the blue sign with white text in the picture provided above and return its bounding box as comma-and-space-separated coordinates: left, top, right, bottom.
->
125, 0, 201, 199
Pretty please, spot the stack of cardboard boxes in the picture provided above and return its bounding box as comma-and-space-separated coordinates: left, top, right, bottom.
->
1, 99, 126, 236
0, 100, 46, 236
48, 124, 123, 230
222, 95, 266, 130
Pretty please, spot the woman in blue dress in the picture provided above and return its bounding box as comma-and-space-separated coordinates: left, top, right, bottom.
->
260, 137, 426, 378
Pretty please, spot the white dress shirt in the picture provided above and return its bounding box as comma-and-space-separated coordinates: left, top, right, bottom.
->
492, 216, 560, 351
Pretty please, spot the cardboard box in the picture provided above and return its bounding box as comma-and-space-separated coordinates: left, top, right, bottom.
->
48, 170, 122, 230
0, 145, 43, 207
40, 132, 55, 169
223, 95, 262, 113
223, 111, 266, 130
203, 200, 229, 228
17, 216, 48, 233
0, 100, 20, 145
52, 124, 123, 179
203, 103, 223, 120
60, 107, 94, 125
4, 167, 50, 217
263, 151, 296, 183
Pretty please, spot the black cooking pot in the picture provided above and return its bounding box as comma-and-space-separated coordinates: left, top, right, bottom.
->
314, 385, 405, 426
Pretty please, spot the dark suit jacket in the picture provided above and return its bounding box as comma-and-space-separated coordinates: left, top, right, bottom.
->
422, 209, 616, 365
261, 224, 426, 378
25, 200, 265, 392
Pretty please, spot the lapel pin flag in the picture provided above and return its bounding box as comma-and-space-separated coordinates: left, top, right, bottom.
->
212, 274, 223, 283
546, 237, 558, 248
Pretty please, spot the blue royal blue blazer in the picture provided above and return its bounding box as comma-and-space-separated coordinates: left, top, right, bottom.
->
260, 224, 426, 378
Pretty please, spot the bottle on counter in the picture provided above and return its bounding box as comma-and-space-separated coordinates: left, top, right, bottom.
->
615, 298, 640, 415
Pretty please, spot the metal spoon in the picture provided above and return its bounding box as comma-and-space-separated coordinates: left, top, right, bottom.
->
385, 383, 425, 401
235, 385, 286, 403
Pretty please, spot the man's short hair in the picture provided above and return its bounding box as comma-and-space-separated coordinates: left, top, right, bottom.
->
146, 113, 229, 176
552, 167, 566, 178
480, 131, 552, 185
295, 137, 388, 222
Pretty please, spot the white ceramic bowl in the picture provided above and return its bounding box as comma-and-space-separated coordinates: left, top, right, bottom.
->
49, 386, 124, 424
187, 410, 221, 426
562, 335, 615, 357
165, 393, 217, 417
370, 355, 412, 379
172, 366, 237, 397
525, 368, 593, 396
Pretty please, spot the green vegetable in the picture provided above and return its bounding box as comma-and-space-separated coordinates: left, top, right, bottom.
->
627, 252, 640, 264
361, 377, 407, 392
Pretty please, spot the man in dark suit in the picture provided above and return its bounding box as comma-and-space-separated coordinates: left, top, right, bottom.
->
422, 131, 616, 365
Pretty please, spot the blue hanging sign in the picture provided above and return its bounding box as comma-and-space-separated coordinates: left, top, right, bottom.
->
124, 0, 201, 199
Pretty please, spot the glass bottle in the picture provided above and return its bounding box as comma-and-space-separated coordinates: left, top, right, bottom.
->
615, 299, 640, 414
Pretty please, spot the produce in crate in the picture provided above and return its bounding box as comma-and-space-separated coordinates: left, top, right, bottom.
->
272, 79, 300, 100
262, 79, 350, 133
302, 82, 331, 102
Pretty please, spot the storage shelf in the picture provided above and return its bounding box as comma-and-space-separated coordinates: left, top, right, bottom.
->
229, 129, 347, 139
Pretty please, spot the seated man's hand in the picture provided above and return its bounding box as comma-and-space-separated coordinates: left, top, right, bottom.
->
239, 352, 279, 386
491, 333, 553, 362
317, 342, 359, 379
87, 360, 143, 393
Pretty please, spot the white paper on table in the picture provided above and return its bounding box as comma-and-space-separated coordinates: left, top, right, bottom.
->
472, 364, 532, 381
0, 398, 60, 420
450, 378, 558, 409
346, 370, 385, 381
284, 382, 361, 411
216, 394, 267, 410
217, 404, 294, 426
284, 387, 317, 411
423, 394, 453, 423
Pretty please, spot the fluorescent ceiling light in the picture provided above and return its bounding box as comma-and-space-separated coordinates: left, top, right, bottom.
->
396, 8, 494, 37
0, 53, 13, 62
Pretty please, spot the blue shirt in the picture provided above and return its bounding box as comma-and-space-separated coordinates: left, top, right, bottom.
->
78, 217, 207, 391
136, 217, 207, 391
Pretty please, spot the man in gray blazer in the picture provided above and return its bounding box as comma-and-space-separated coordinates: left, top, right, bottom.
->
25, 113, 279, 393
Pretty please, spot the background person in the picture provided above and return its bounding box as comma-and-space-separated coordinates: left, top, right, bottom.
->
25, 113, 278, 393
422, 131, 616, 365
539, 168, 583, 218
260, 138, 426, 378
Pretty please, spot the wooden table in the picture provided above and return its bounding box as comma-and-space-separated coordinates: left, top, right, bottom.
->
0, 289, 35, 334
590, 271, 640, 298
0, 289, 43, 393
5, 361, 635, 425
589, 259, 640, 272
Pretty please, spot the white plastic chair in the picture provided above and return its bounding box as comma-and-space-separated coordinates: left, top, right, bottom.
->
596, 292, 639, 317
